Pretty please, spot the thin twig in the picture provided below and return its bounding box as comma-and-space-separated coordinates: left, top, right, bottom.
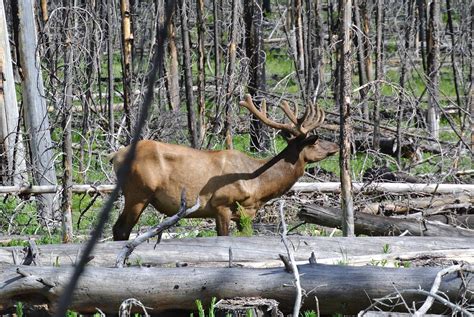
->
115, 190, 200, 268
278, 200, 302, 316
414, 264, 467, 316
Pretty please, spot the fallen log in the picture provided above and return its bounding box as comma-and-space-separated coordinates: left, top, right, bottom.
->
291, 182, 474, 194
0, 263, 471, 315
0, 182, 472, 195
361, 194, 473, 215
299, 205, 474, 237
1, 236, 472, 268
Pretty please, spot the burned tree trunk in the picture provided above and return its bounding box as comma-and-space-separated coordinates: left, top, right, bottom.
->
178, 0, 199, 148
166, 13, 180, 111
338, 0, 354, 236
14, 0, 59, 224
60, 2, 74, 243
0, 0, 26, 186
120, 0, 134, 141
426, 0, 440, 139
196, 0, 206, 146
244, 0, 269, 153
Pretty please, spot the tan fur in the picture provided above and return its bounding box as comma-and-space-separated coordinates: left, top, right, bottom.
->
111, 137, 338, 240
112, 94, 338, 240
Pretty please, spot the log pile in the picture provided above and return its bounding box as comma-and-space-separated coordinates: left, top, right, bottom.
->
0, 236, 473, 315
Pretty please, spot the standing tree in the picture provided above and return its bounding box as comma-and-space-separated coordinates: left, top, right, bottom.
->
426, 0, 441, 139
244, 0, 269, 153
14, 0, 59, 225
0, 0, 26, 186
120, 0, 133, 141
60, 2, 74, 243
338, 0, 354, 237
178, 0, 199, 148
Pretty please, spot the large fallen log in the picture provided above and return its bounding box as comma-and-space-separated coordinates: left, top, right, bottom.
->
0, 182, 472, 195
1, 236, 472, 268
299, 205, 474, 237
0, 263, 471, 315
361, 194, 473, 215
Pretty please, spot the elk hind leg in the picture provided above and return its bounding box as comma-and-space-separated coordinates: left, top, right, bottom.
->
113, 193, 151, 240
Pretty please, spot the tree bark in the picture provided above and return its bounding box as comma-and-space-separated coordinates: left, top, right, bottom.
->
338, 0, 354, 236
120, 0, 133, 141
0, 0, 26, 186
2, 236, 472, 267
223, 0, 239, 149
0, 263, 471, 315
14, 0, 59, 224
299, 204, 474, 237
196, 0, 206, 146
61, 2, 74, 243
166, 13, 180, 111
244, 0, 270, 153
373, 0, 383, 150
353, 0, 369, 121
107, 0, 115, 140
426, 0, 440, 139
178, 0, 198, 148
470, 0, 474, 154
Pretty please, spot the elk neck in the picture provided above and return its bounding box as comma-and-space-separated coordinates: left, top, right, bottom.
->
249, 138, 307, 198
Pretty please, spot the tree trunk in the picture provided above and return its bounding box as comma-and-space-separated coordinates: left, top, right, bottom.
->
196, 0, 206, 146
0, 0, 27, 186
373, 0, 383, 151
397, 0, 415, 165
178, 0, 198, 148
0, 263, 471, 315
60, 3, 74, 243
426, 0, 440, 139
338, 0, 354, 236
120, 0, 133, 142
223, 0, 239, 149
244, 0, 269, 153
166, 13, 180, 111
14, 0, 59, 224
107, 0, 115, 140
353, 0, 369, 121
470, 0, 474, 154
213, 0, 222, 116
299, 204, 474, 237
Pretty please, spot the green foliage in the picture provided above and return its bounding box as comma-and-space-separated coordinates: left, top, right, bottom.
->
193, 297, 216, 317
235, 202, 254, 237
16, 302, 23, 317
382, 243, 391, 254
303, 310, 318, 317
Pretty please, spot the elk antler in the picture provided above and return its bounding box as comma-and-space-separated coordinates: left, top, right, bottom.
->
239, 94, 325, 137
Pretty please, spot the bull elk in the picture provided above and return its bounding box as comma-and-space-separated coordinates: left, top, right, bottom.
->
111, 94, 338, 240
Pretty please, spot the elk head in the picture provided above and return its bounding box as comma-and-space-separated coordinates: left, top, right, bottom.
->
239, 94, 339, 164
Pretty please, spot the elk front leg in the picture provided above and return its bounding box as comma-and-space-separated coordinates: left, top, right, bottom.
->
215, 208, 232, 236
113, 193, 150, 240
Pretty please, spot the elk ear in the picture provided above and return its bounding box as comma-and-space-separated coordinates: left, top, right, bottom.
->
279, 130, 293, 142
301, 134, 319, 146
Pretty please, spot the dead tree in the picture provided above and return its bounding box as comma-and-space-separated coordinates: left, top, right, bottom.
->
338, 0, 354, 236
426, 0, 440, 139
120, 0, 133, 141
244, 0, 270, 153
14, 0, 59, 224
0, 0, 26, 186
178, 0, 199, 148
